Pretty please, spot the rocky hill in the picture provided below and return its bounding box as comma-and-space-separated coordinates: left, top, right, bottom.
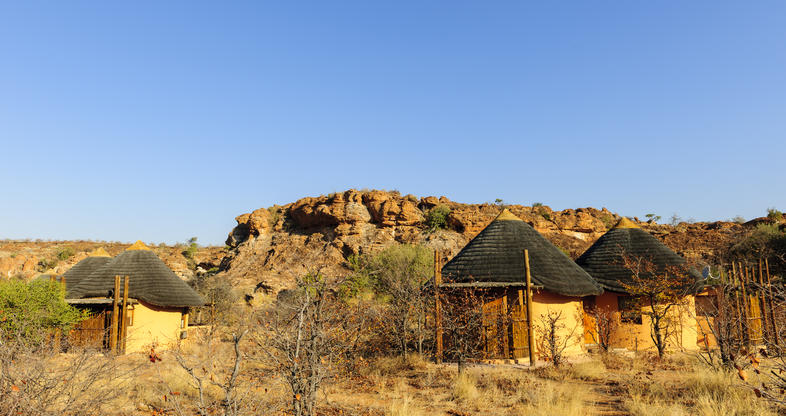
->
3, 189, 771, 295
219, 189, 755, 293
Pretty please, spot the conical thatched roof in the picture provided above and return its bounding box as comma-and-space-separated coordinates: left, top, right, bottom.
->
68, 242, 205, 307
576, 218, 699, 293
62, 253, 113, 297
441, 209, 602, 297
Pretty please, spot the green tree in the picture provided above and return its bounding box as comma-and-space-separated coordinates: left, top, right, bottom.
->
182, 237, 199, 270
352, 244, 433, 356
0, 280, 86, 343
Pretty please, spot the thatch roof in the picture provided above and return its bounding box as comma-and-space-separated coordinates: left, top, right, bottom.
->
441, 209, 602, 297
68, 241, 205, 307
60, 248, 113, 296
576, 218, 699, 293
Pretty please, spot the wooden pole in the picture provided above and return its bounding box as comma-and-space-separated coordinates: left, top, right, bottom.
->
756, 258, 772, 344
517, 288, 525, 358
502, 293, 510, 358
524, 250, 535, 367
110, 275, 120, 354
739, 263, 752, 346
120, 276, 129, 354
766, 258, 779, 346
731, 268, 744, 342
434, 250, 443, 364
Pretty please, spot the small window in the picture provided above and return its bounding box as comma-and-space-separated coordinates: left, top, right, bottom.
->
618, 296, 642, 324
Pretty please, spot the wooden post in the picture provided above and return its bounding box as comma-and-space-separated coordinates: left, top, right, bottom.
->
120, 276, 129, 354
502, 293, 510, 358
110, 275, 120, 354
756, 258, 772, 344
517, 288, 526, 358
739, 263, 751, 346
730, 267, 744, 343
524, 250, 535, 367
181, 310, 189, 339
766, 258, 779, 346
434, 250, 443, 364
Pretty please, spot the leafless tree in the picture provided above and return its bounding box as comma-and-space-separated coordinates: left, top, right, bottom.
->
0, 329, 134, 416
535, 309, 580, 368
256, 272, 365, 416
585, 306, 618, 353
693, 283, 746, 370
621, 254, 695, 358
156, 324, 264, 416
440, 288, 486, 374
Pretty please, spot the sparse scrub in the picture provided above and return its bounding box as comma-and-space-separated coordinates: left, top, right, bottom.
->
767, 207, 783, 221
56, 246, 75, 261
424, 204, 451, 231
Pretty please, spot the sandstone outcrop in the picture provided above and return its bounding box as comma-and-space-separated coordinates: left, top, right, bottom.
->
221, 189, 749, 293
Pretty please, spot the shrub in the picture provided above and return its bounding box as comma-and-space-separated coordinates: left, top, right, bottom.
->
56, 246, 75, 261
425, 205, 450, 231
767, 207, 783, 221
0, 280, 86, 342
268, 205, 282, 227
599, 214, 616, 230
36, 258, 58, 272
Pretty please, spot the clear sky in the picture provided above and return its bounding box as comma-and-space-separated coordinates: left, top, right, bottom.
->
1, 1, 784, 245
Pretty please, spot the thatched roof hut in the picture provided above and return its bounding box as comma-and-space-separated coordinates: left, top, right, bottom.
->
68, 241, 205, 307
442, 209, 602, 297
61, 248, 113, 297
576, 217, 699, 293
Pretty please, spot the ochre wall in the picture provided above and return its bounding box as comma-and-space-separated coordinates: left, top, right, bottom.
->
592, 291, 698, 352
531, 291, 585, 357
125, 301, 185, 353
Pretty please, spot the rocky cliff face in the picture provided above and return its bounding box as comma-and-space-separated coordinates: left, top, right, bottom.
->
220, 189, 750, 292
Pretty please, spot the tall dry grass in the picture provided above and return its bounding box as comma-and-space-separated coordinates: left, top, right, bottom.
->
624, 365, 775, 416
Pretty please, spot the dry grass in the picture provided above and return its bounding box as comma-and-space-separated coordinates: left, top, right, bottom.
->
451, 372, 479, 402
624, 363, 775, 416
9, 345, 781, 415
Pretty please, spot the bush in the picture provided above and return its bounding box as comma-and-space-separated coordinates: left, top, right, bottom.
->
56, 246, 75, 261
767, 208, 783, 221
0, 280, 86, 342
425, 205, 451, 231
36, 258, 58, 272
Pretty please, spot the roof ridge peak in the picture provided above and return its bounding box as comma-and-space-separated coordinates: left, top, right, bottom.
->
127, 240, 151, 251
614, 217, 640, 229
494, 208, 523, 222
89, 247, 111, 257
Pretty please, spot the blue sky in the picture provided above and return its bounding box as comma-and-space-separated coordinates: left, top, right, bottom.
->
1, 1, 784, 245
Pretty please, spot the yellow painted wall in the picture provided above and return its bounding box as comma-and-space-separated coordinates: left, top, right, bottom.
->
125, 301, 185, 353
531, 291, 585, 357
592, 292, 697, 352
